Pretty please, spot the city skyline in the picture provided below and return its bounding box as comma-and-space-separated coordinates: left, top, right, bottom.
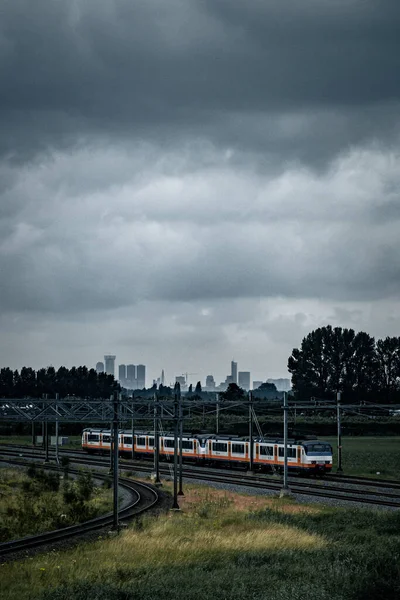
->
95, 354, 289, 391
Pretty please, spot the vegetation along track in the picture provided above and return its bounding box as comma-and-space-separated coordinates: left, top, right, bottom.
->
2, 445, 400, 509
0, 457, 159, 557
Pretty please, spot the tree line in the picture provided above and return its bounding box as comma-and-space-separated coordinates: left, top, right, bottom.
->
0, 366, 117, 399
288, 326, 400, 403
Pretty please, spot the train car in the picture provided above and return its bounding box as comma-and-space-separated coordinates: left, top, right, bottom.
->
81, 429, 332, 475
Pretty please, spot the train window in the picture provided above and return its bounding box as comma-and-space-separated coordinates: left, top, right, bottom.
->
182, 440, 193, 450
259, 445, 274, 457
278, 447, 297, 458
148, 437, 154, 447
123, 436, 132, 445
231, 443, 244, 454
102, 435, 111, 443
88, 434, 99, 442
305, 444, 331, 454
164, 439, 175, 448
212, 442, 227, 452
137, 437, 146, 446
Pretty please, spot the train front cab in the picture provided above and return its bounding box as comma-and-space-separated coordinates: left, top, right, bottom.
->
300, 441, 333, 475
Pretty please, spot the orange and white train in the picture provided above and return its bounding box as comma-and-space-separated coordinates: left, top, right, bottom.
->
82, 429, 333, 475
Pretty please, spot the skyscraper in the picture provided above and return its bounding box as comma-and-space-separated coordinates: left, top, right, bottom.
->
104, 355, 116, 377
118, 364, 126, 381
96, 362, 104, 374
136, 364, 146, 389
238, 371, 251, 391
231, 360, 238, 385
205, 375, 215, 390
126, 364, 136, 385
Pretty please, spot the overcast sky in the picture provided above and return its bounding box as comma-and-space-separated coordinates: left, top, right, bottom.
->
1, 1, 400, 386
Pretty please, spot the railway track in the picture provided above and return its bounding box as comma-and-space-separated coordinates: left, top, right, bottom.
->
0, 456, 159, 557
2, 445, 400, 509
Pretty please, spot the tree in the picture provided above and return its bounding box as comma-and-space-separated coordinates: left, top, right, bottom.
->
288, 325, 378, 401
376, 337, 400, 402
219, 383, 246, 402
195, 381, 202, 394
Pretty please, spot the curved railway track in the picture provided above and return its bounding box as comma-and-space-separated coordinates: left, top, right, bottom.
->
0, 456, 159, 557
1, 445, 400, 509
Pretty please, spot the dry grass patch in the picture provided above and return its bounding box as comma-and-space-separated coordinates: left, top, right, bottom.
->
1, 481, 327, 600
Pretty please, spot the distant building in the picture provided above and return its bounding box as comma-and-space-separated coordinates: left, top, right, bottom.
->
96, 362, 104, 374
231, 361, 238, 385
238, 371, 250, 391
126, 364, 136, 384
267, 378, 291, 392
161, 370, 165, 385
205, 375, 215, 390
118, 364, 126, 381
175, 375, 186, 389
253, 381, 263, 390
136, 364, 146, 389
104, 355, 116, 377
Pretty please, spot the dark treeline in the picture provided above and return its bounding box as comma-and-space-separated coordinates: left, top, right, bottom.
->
0, 366, 117, 399
288, 326, 400, 403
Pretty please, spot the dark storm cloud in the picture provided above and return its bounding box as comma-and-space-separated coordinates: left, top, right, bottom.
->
1, 1, 400, 163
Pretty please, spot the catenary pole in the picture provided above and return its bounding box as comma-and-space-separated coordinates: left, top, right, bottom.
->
178, 387, 184, 495
153, 393, 160, 483
249, 391, 254, 472
112, 392, 119, 529
282, 391, 289, 492
337, 392, 343, 473
216, 394, 219, 434
131, 399, 135, 460
172, 387, 180, 509
55, 393, 59, 465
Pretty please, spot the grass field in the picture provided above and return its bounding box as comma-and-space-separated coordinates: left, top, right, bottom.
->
1, 482, 400, 600
0, 467, 112, 542
322, 436, 400, 479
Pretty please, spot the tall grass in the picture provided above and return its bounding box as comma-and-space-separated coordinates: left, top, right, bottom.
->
0, 467, 112, 542
2, 484, 400, 600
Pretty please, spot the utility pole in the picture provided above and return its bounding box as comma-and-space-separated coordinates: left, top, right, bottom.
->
32, 421, 35, 446
112, 392, 119, 530
178, 387, 184, 496
55, 393, 59, 466
44, 394, 49, 463
172, 387, 180, 509
153, 394, 160, 484
281, 391, 290, 495
248, 391, 254, 472
131, 399, 135, 460
216, 394, 219, 434
337, 392, 343, 473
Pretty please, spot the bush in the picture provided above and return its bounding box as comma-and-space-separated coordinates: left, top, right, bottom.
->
76, 471, 94, 501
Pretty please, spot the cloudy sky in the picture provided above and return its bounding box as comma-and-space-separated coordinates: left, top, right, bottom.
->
1, 1, 400, 386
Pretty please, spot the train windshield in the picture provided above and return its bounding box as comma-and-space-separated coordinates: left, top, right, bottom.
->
305, 444, 332, 454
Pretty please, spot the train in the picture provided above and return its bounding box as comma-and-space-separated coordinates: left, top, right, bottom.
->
82, 428, 333, 475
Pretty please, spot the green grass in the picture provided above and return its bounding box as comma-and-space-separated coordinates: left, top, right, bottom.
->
1, 484, 400, 600
0, 467, 112, 542
322, 436, 400, 479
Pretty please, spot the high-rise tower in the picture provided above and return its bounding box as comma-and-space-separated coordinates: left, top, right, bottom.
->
104, 355, 116, 377
136, 364, 146, 389
231, 360, 238, 385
